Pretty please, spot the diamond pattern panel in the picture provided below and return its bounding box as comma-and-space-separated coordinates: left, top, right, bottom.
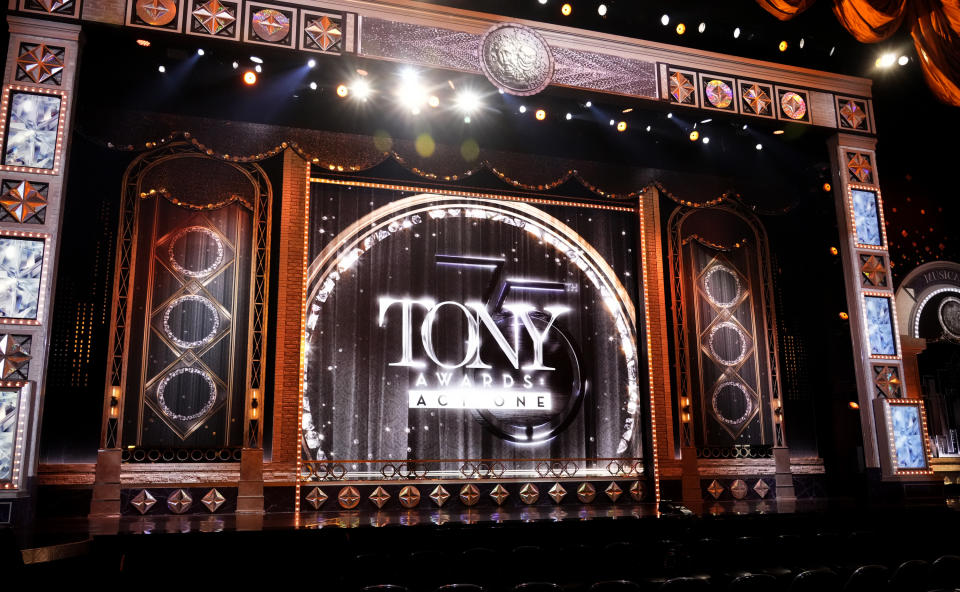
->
15, 44, 64, 86
0, 180, 47, 224
303, 14, 342, 52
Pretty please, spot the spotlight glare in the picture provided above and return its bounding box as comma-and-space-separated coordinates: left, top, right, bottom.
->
733, 27, 741, 38
535, 109, 546, 120
598, 4, 607, 16
336, 84, 349, 97
565, 112, 572, 120
428, 95, 440, 108
799, 38, 805, 49
455, 91, 481, 114
585, 100, 592, 107
232, 61, 239, 69
136, 39, 151, 47
197, 48, 205, 56
538, 0, 547, 3
250, 56, 263, 64
158, 65, 166, 73
616, 121, 627, 132
661, 14, 669, 26
464, 115, 472, 123
400, 67, 419, 81
877, 52, 897, 68
561, 3, 572, 15
755, 143, 763, 150
411, 107, 420, 115
676, 23, 686, 35
397, 78, 427, 110
702, 137, 710, 144
519, 105, 527, 113
352, 78, 371, 100
779, 40, 788, 52
667, 112, 673, 119
308, 58, 316, 68
609, 119, 615, 126
309, 81, 317, 90
243, 70, 257, 85
698, 22, 705, 33
689, 130, 699, 141
645, 125, 651, 132
898, 55, 909, 66
254, 64, 262, 73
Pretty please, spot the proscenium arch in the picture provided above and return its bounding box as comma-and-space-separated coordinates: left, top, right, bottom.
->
303, 192, 643, 452
895, 261, 960, 338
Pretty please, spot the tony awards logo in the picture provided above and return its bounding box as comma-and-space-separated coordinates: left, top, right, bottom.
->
378, 255, 586, 444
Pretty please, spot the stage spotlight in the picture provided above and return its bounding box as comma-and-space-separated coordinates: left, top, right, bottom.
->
585, 100, 592, 107
689, 130, 699, 141
773, 129, 784, 135
898, 55, 909, 66
535, 109, 546, 120
428, 95, 440, 108
519, 105, 527, 113
676, 23, 686, 35
698, 22, 706, 33
779, 40, 788, 52
352, 78, 371, 100
667, 112, 673, 118
308, 58, 316, 68
702, 137, 710, 144
232, 61, 239, 69
309, 81, 318, 90
645, 125, 651, 132
254, 64, 262, 73
336, 84, 349, 97
538, 0, 547, 3
848, 401, 859, 410
742, 124, 748, 130
197, 48, 205, 56
598, 4, 607, 16
565, 112, 572, 120
661, 14, 669, 26
700, 118, 712, 123
829, 246, 839, 255
158, 65, 166, 73
561, 3, 572, 15
250, 56, 263, 64
243, 70, 257, 85
454, 91, 481, 114
733, 27, 741, 38
464, 115, 472, 123
137, 39, 151, 47
617, 121, 627, 132
609, 119, 615, 125
799, 38, 805, 48
755, 143, 763, 150
830, 46, 836, 56
397, 77, 427, 111
876, 52, 897, 68
839, 311, 849, 320
823, 183, 832, 192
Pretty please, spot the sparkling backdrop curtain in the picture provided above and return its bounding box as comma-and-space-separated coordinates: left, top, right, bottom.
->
755, 0, 960, 106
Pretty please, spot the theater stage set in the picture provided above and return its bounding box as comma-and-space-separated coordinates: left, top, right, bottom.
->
2, 0, 960, 585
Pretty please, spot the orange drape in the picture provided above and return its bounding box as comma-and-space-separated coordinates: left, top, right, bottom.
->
754, 0, 960, 106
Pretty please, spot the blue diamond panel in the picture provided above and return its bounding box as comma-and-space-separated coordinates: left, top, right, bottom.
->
865, 295, 896, 356
0, 237, 44, 319
890, 404, 926, 469
0, 389, 19, 482
3, 92, 61, 169
851, 189, 882, 247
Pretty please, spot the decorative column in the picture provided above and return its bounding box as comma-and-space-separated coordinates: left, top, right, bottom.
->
0, 17, 81, 524
828, 133, 935, 486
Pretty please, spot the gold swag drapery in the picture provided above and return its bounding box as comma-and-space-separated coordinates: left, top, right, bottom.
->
756, 0, 960, 106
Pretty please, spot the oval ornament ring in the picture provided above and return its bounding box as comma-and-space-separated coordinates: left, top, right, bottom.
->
479, 23, 554, 96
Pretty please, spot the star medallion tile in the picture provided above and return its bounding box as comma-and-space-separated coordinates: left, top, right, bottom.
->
1, 181, 47, 223
0, 335, 30, 379
548, 483, 567, 503
304, 15, 342, 51
338, 486, 360, 509
730, 479, 748, 500
742, 83, 771, 115
369, 486, 390, 509
576, 482, 596, 503
167, 488, 193, 514
780, 92, 807, 120
201, 488, 225, 512
519, 483, 539, 505
860, 255, 887, 287
490, 484, 510, 505
136, 0, 178, 26
840, 100, 867, 129
669, 71, 695, 104
753, 479, 770, 498
429, 485, 450, 507
251, 9, 290, 42
707, 480, 724, 499
305, 487, 328, 509
16, 44, 64, 85
847, 153, 873, 183
629, 481, 645, 502
875, 366, 901, 397
130, 489, 156, 514
192, 0, 235, 35
460, 484, 480, 506
398, 486, 420, 508
605, 482, 623, 502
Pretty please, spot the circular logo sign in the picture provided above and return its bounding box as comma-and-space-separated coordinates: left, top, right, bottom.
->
479, 23, 554, 96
